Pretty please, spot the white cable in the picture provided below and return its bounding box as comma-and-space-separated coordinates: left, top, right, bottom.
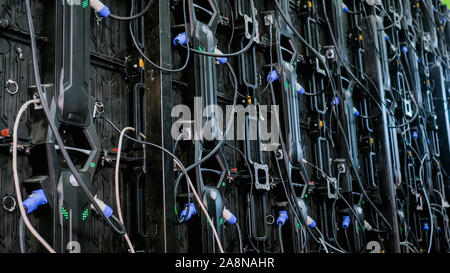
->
319, 237, 329, 253
13, 99, 56, 253
115, 124, 224, 253
172, 160, 224, 253
115, 127, 136, 253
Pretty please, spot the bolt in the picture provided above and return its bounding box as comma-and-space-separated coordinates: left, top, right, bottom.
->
210, 191, 217, 200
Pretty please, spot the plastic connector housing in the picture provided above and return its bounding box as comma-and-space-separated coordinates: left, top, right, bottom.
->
276, 211, 288, 226
343, 4, 349, 13
331, 97, 340, 105
364, 220, 373, 231
352, 107, 360, 117
90, 0, 110, 18
342, 215, 351, 229
180, 203, 197, 221
90, 196, 113, 219
306, 216, 316, 228
214, 48, 228, 64
267, 70, 279, 83
23, 189, 48, 214
223, 208, 237, 224
295, 82, 305, 95
174, 32, 189, 46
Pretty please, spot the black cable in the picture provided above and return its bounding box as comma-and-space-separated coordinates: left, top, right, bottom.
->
235, 222, 243, 253
19, 216, 26, 253
330, 107, 393, 231
185, 0, 256, 58
25, 0, 126, 236
174, 61, 239, 195
225, 0, 235, 53
278, 224, 284, 253
273, 152, 311, 252
377, 1, 404, 31
97, 115, 212, 230
269, 81, 321, 247
277, 0, 386, 245
331, 196, 348, 252
253, 23, 273, 99
303, 159, 368, 251
419, 154, 434, 253
110, 0, 152, 21
223, 143, 260, 253
303, 160, 366, 236
129, 0, 190, 73
320, 0, 393, 231
274, 0, 336, 97
344, 228, 352, 252
268, 78, 345, 253
98, 115, 195, 205
321, 0, 384, 115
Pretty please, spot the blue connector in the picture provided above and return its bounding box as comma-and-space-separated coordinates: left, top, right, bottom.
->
342, 215, 351, 229
90, 0, 110, 18
331, 96, 340, 105
296, 82, 306, 95
214, 48, 228, 64
307, 216, 316, 228
277, 211, 289, 226
218, 57, 228, 64
223, 208, 237, 224
91, 196, 113, 218
385, 35, 390, 41
102, 204, 113, 218
98, 6, 111, 17
438, 226, 442, 232
267, 70, 279, 83
443, 17, 448, 23
180, 203, 197, 221
423, 222, 429, 231
402, 46, 408, 53
343, 4, 349, 13
174, 32, 189, 46
412, 130, 419, 139
23, 189, 48, 214
352, 107, 360, 117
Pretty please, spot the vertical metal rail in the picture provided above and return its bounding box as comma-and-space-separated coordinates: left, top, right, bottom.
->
145, 0, 176, 252
362, 10, 401, 253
